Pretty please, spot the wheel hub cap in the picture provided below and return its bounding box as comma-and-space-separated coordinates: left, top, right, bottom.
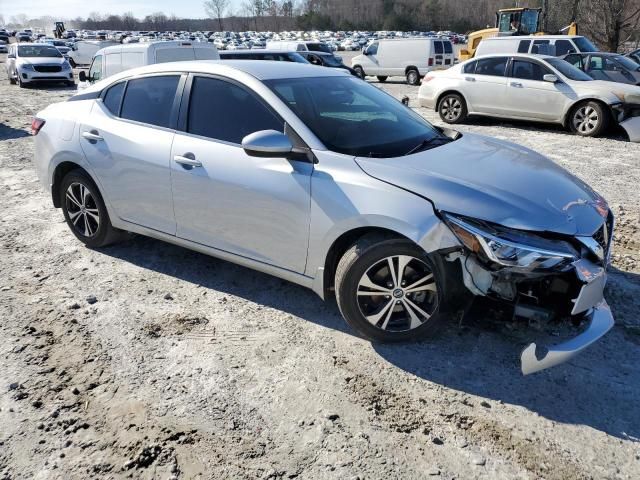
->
356, 255, 438, 332
65, 182, 100, 238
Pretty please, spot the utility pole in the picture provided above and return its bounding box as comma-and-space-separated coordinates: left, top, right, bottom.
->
541, 0, 549, 32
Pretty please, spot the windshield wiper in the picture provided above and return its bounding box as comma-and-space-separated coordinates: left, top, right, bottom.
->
405, 136, 452, 156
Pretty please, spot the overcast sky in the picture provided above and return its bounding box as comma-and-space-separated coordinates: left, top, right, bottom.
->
0, 0, 243, 20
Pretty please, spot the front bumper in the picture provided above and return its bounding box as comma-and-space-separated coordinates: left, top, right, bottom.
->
612, 102, 640, 142
19, 69, 73, 83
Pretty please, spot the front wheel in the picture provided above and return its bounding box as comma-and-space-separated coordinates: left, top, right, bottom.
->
438, 93, 468, 124
353, 65, 365, 79
60, 170, 127, 248
335, 236, 444, 342
569, 101, 609, 137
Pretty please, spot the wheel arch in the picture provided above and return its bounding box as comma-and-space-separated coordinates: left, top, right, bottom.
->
404, 65, 419, 75
435, 90, 467, 111
51, 161, 97, 208
321, 227, 414, 300
562, 98, 612, 129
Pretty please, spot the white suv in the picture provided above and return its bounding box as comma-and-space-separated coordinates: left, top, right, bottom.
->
418, 53, 640, 140
6, 43, 75, 88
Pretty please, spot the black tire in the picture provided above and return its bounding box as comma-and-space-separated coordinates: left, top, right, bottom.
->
60, 169, 127, 248
438, 93, 468, 124
66, 81, 76, 88
568, 101, 609, 137
377, 76, 388, 83
335, 235, 445, 343
406, 69, 420, 85
353, 65, 365, 79
9, 75, 16, 85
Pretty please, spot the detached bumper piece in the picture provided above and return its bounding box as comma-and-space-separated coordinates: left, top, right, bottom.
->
619, 116, 640, 143
520, 259, 613, 375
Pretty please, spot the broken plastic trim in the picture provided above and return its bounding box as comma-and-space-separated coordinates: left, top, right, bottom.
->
520, 300, 614, 375
619, 116, 640, 143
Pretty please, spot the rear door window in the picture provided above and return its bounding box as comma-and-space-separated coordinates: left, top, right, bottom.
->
517, 40, 531, 53
475, 57, 508, 77
531, 40, 550, 54
120, 75, 180, 128
462, 60, 477, 74
187, 76, 283, 144
434, 41, 443, 54
564, 54, 584, 69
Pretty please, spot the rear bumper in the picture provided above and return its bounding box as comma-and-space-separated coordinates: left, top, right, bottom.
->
521, 299, 614, 375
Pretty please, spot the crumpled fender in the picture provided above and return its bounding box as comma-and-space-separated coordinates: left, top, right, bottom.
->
620, 117, 640, 143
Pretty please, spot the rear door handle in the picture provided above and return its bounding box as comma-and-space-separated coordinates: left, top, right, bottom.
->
174, 154, 202, 168
464, 77, 476, 82
82, 130, 103, 142
510, 82, 523, 88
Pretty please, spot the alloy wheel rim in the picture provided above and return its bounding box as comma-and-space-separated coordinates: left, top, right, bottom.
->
573, 106, 599, 134
65, 182, 100, 238
408, 72, 418, 83
356, 255, 438, 332
442, 97, 461, 121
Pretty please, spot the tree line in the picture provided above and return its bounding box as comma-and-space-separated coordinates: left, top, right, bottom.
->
2, 0, 638, 52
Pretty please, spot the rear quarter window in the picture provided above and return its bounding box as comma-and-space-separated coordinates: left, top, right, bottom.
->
102, 81, 125, 115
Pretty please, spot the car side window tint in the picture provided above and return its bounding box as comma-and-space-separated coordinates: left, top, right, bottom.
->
531, 40, 550, 54
555, 40, 575, 56
564, 54, 583, 68
475, 57, 508, 77
462, 60, 477, 74
187, 77, 283, 144
103, 81, 125, 115
589, 56, 604, 70
512, 60, 549, 81
443, 41, 453, 54
434, 41, 443, 54
367, 43, 378, 55
517, 40, 531, 53
120, 75, 180, 128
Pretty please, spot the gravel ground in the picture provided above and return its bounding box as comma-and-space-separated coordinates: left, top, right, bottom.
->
1, 52, 640, 480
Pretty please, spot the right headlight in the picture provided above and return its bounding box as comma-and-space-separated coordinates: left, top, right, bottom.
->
443, 213, 578, 270
20, 63, 35, 71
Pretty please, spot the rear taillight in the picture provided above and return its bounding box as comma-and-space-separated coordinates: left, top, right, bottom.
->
428, 58, 434, 66
31, 117, 45, 136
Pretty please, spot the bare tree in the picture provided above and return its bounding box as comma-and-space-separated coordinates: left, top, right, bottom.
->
204, 0, 230, 31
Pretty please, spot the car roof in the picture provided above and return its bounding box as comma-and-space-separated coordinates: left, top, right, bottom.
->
468, 53, 555, 61
219, 50, 295, 55
83, 60, 348, 93
484, 35, 584, 40
563, 52, 621, 57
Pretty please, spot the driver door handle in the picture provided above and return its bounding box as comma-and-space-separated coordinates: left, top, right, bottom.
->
174, 154, 202, 168
510, 82, 524, 88
464, 77, 476, 82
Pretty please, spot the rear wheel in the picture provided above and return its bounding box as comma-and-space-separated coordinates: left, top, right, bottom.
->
60, 170, 127, 248
377, 76, 388, 83
353, 65, 365, 79
406, 69, 420, 85
438, 93, 467, 124
335, 236, 445, 342
569, 101, 609, 137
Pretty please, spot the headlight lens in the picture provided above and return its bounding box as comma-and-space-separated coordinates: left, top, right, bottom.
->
62, 61, 71, 70
444, 213, 577, 269
21, 64, 35, 71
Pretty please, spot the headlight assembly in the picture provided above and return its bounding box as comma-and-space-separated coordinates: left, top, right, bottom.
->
21, 64, 35, 71
443, 213, 578, 270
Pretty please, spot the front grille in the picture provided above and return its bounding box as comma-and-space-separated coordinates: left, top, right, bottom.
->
34, 65, 62, 73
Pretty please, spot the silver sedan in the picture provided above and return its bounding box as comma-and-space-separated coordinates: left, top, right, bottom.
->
33, 61, 615, 374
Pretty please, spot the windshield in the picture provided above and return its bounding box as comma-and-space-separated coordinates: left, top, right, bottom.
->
613, 55, 640, 71
266, 76, 444, 157
320, 54, 342, 66
547, 58, 593, 81
18, 45, 62, 58
307, 43, 332, 54
287, 52, 308, 63
574, 37, 598, 53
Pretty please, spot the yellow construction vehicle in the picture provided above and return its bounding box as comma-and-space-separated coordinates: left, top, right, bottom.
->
459, 7, 578, 61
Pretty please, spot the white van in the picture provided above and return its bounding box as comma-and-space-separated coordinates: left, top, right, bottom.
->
351, 38, 454, 85
69, 40, 119, 67
81, 41, 219, 84
475, 35, 598, 58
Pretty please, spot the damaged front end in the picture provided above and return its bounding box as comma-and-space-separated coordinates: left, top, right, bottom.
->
442, 212, 615, 375
611, 97, 640, 142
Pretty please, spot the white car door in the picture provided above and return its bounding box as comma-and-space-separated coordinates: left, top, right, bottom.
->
461, 57, 509, 115
79, 75, 182, 234
360, 42, 381, 75
505, 58, 566, 121
169, 75, 312, 273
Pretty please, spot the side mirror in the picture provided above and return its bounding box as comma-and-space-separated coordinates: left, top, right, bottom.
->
242, 130, 293, 158
543, 74, 559, 83
78, 70, 87, 82
362, 47, 368, 55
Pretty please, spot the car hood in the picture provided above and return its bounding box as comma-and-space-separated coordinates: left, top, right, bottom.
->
579, 80, 640, 98
355, 132, 608, 236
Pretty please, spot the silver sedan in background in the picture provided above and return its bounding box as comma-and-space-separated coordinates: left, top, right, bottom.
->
33, 61, 615, 374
